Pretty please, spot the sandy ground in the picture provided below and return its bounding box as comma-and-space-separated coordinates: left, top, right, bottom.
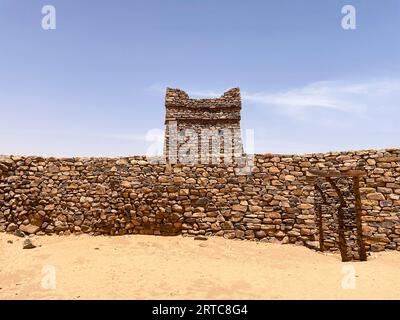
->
0, 233, 399, 300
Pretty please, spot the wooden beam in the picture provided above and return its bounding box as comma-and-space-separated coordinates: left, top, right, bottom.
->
353, 176, 368, 261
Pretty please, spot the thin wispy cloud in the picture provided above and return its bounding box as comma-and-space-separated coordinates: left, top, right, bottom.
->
243, 79, 400, 118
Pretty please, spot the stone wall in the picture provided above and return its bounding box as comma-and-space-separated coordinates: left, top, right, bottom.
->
1, 148, 400, 253
164, 88, 243, 163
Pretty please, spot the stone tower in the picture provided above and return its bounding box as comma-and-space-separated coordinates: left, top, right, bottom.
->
163, 87, 243, 164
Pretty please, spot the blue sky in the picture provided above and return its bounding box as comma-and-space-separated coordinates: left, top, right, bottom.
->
0, 0, 399, 156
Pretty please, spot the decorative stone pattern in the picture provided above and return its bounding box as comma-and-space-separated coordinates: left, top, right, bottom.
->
0, 148, 400, 253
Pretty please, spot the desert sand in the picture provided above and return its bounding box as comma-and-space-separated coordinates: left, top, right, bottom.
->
0, 233, 399, 300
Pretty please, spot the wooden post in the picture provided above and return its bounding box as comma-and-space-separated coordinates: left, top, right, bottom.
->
353, 176, 367, 261
327, 177, 351, 262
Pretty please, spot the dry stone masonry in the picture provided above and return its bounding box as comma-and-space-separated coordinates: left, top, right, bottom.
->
163, 88, 243, 164
1, 149, 400, 255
